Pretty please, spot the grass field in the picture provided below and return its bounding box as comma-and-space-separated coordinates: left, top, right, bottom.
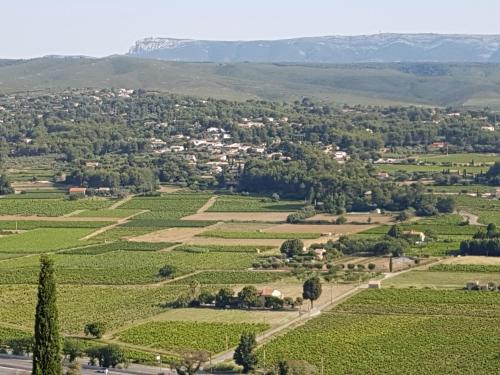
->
116, 321, 269, 354
383, 270, 500, 288
74, 208, 144, 218
207, 196, 304, 212
416, 153, 499, 164
121, 194, 212, 220
258, 289, 500, 374
0, 284, 190, 334
0, 250, 260, 284
0, 228, 97, 254
375, 164, 486, 174
0, 198, 114, 216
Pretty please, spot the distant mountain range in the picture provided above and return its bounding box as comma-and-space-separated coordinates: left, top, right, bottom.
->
127, 34, 500, 63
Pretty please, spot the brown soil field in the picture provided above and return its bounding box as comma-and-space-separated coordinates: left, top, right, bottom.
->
130, 224, 222, 243
305, 213, 394, 224
180, 212, 292, 222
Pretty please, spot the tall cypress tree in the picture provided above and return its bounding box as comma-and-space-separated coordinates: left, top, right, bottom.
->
32, 255, 61, 375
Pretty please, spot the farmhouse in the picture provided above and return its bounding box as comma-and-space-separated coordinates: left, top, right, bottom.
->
259, 287, 283, 299
68, 187, 87, 196
402, 230, 426, 243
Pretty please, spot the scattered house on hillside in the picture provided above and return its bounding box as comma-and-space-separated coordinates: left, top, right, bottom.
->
85, 161, 100, 168
481, 125, 495, 132
259, 287, 283, 299
150, 138, 167, 149
68, 187, 87, 196
313, 248, 327, 260
430, 141, 446, 149
377, 172, 390, 180
402, 230, 426, 244
495, 189, 500, 199
334, 151, 349, 162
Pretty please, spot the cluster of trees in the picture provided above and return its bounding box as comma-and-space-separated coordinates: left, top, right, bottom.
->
461, 223, 500, 256
240, 145, 456, 214
0, 174, 13, 195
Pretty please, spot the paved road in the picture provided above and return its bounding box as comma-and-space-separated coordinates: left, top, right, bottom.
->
0, 356, 169, 375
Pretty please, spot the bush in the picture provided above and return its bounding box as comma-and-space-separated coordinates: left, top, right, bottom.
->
368, 263, 376, 271
84, 322, 106, 339
158, 264, 177, 279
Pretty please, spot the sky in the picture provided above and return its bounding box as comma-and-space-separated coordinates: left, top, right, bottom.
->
1, 0, 500, 58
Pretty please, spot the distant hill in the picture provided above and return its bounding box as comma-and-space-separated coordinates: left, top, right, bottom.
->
2, 56, 500, 108
128, 34, 500, 63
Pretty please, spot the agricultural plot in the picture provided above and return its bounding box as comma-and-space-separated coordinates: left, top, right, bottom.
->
74, 208, 144, 218
122, 219, 215, 228
0, 220, 112, 230
417, 152, 499, 164
197, 230, 321, 240
383, 270, 500, 288
357, 215, 479, 256
116, 321, 269, 354
182, 211, 292, 222
375, 163, 486, 174
0, 228, 97, 254
0, 198, 113, 216
92, 227, 156, 241
174, 244, 275, 253
456, 196, 500, 225
429, 264, 500, 273
121, 194, 212, 220
207, 195, 304, 212
0, 251, 260, 284
171, 271, 287, 285
258, 289, 500, 374
0, 284, 190, 334
62, 241, 175, 255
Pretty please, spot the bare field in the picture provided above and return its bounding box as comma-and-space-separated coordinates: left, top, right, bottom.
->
130, 224, 221, 243
181, 211, 293, 222
305, 213, 394, 224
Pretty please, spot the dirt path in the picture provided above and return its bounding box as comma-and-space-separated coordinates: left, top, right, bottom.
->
80, 210, 147, 240
196, 195, 218, 214
109, 194, 134, 209
457, 210, 482, 226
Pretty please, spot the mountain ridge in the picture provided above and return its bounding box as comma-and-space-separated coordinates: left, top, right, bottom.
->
127, 33, 500, 63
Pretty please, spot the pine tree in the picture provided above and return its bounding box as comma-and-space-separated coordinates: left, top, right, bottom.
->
233, 332, 258, 373
389, 256, 393, 273
32, 255, 61, 375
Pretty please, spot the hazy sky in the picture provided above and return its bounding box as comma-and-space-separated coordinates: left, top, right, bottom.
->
2, 0, 499, 58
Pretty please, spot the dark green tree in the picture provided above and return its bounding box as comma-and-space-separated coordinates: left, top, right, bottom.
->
302, 277, 322, 308
238, 286, 259, 308
280, 239, 304, 258
84, 322, 106, 339
32, 256, 61, 375
233, 332, 258, 373
387, 225, 401, 238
